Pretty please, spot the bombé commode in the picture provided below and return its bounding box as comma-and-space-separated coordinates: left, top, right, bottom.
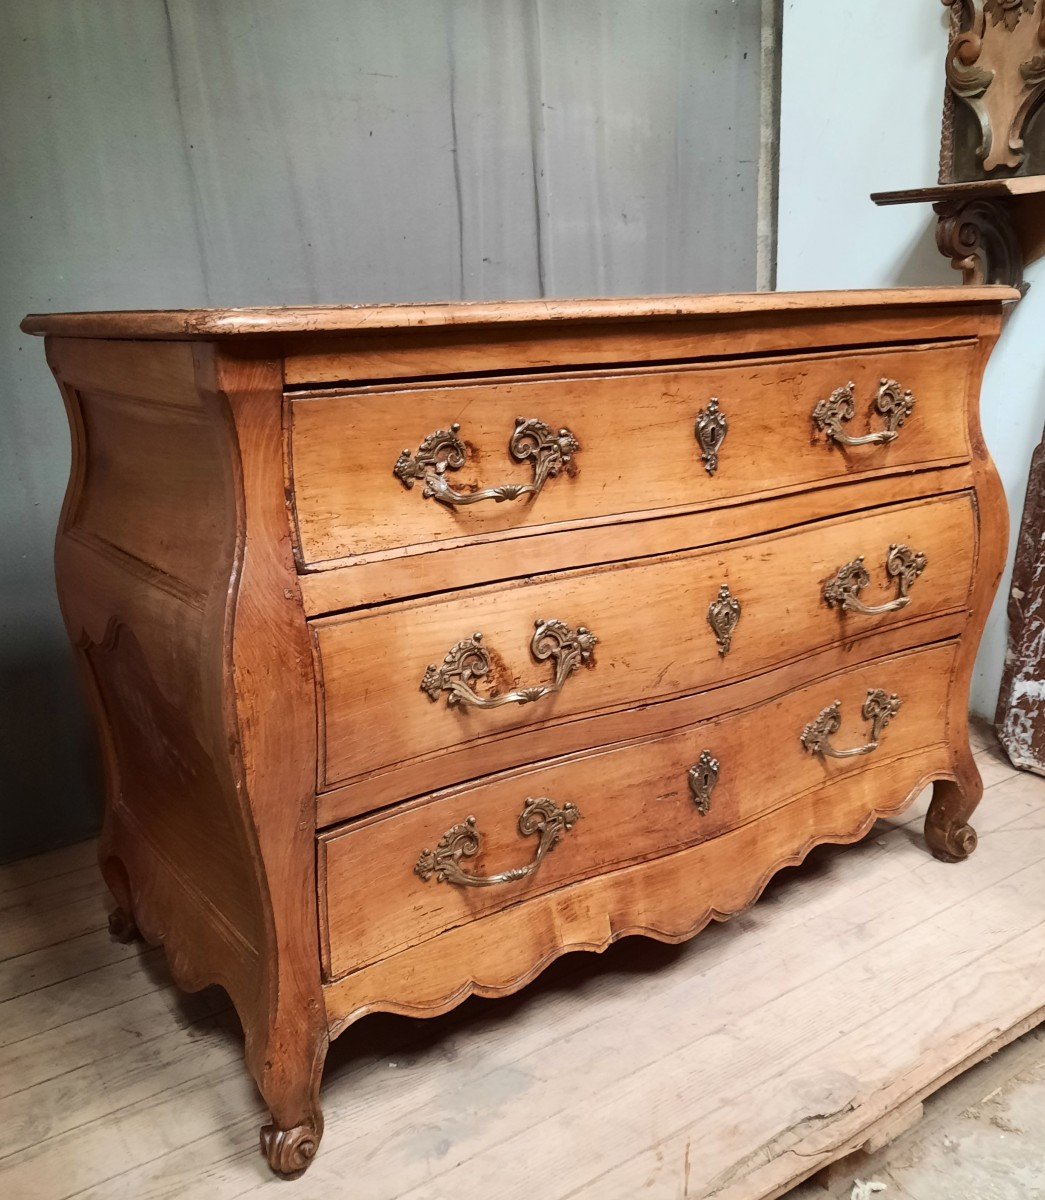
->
22, 286, 1013, 1175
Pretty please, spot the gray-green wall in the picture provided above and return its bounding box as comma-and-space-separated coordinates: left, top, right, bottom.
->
1, 0, 771, 862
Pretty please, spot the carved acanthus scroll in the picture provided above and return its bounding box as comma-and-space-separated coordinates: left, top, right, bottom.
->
942, 0, 1045, 176
934, 195, 1026, 288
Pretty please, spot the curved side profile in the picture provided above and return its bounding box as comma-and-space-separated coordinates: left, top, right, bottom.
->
47, 339, 328, 1175
924, 332, 1008, 863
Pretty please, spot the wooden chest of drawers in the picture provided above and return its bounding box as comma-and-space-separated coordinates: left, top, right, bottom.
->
22, 288, 1015, 1176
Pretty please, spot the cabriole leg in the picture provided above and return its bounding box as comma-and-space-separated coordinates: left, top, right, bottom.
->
249, 1020, 329, 1177
100, 854, 140, 942
107, 905, 140, 943
925, 762, 982, 863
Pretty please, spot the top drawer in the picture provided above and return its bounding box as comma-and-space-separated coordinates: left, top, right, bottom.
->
287, 340, 976, 567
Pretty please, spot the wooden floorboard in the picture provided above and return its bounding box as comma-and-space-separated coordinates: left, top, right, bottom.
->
0, 840, 99, 895
0, 880, 110, 965
0, 727, 1042, 1200
787, 1021, 1045, 1198
0, 925, 150, 1005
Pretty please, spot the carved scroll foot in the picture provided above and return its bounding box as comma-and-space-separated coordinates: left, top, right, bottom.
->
247, 1008, 327, 1177
260, 1119, 323, 1176
107, 905, 140, 943
926, 819, 979, 863
925, 776, 981, 863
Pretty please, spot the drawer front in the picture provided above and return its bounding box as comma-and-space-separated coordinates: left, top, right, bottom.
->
289, 340, 976, 566
319, 640, 957, 979
312, 491, 976, 791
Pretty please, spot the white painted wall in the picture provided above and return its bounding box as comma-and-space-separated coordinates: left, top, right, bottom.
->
776, 0, 1045, 719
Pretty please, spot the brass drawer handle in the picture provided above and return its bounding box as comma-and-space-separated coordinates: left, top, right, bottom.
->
394, 417, 580, 508
801, 688, 902, 759
823, 544, 927, 615
415, 797, 580, 888
421, 619, 597, 710
813, 378, 915, 447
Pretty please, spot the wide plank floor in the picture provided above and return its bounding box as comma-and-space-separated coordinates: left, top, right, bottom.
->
1, 720, 1043, 1200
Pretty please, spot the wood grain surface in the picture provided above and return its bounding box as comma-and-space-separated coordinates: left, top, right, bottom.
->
320, 640, 957, 981
20, 286, 1017, 339
321, 740, 957, 1031
298, 464, 977, 616
312, 492, 977, 793
289, 340, 976, 565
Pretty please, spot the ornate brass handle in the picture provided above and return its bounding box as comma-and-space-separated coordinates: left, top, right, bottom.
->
393, 417, 580, 508
414, 797, 580, 888
800, 688, 902, 759
421, 619, 597, 709
812, 379, 915, 447
823, 544, 927, 615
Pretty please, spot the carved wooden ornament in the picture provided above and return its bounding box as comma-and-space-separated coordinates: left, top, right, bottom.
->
933, 195, 1026, 287
943, 0, 1045, 174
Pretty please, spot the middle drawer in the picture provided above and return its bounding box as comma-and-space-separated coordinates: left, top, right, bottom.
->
311, 491, 976, 799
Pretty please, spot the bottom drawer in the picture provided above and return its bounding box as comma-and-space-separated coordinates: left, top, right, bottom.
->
319, 640, 958, 980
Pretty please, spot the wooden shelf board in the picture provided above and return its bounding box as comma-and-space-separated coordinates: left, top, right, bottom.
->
872, 175, 1045, 207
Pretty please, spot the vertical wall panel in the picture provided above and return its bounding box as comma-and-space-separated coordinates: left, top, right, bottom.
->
1, 0, 768, 859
